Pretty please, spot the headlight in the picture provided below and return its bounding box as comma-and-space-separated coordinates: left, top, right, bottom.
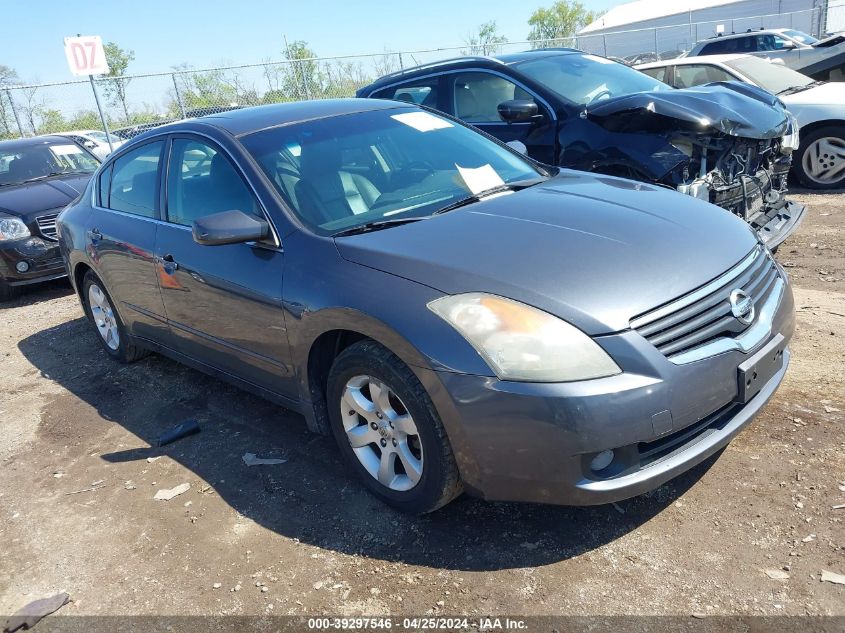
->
0, 213, 30, 242
428, 293, 621, 382
782, 114, 800, 152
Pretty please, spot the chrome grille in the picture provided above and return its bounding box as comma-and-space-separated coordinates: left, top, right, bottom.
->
631, 246, 780, 362
36, 212, 60, 241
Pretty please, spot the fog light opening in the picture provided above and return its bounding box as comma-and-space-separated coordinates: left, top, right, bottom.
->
15, 261, 30, 273
590, 449, 615, 472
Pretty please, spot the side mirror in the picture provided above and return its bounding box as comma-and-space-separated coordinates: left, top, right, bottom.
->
192, 209, 269, 246
497, 99, 540, 123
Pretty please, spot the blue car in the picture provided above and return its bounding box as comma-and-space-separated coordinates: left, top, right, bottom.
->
57, 99, 793, 513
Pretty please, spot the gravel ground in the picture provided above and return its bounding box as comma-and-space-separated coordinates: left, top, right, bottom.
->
0, 190, 843, 620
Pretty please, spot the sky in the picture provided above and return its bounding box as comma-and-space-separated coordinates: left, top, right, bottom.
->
2, 0, 621, 84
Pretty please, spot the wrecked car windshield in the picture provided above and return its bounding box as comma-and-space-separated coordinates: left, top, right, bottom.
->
513, 53, 672, 107
241, 108, 542, 235
725, 56, 814, 94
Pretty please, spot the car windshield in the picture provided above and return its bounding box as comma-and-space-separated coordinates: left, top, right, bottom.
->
783, 29, 819, 45
512, 53, 671, 107
725, 56, 814, 94
241, 107, 545, 235
0, 141, 100, 187
86, 130, 122, 144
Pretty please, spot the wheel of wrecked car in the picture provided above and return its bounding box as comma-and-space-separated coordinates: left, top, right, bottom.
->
794, 125, 845, 189
326, 339, 462, 514
81, 271, 148, 363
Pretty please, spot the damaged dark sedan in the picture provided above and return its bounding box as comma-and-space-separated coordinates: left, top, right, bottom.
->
358, 48, 805, 248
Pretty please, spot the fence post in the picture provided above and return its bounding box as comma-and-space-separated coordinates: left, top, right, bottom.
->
398, 52, 404, 70
5, 89, 25, 138
654, 28, 658, 53
171, 73, 186, 119
603, 34, 608, 56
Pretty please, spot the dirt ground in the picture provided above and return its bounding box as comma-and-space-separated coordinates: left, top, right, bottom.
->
1, 190, 843, 620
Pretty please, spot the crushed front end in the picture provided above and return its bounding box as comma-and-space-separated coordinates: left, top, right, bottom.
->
584, 82, 806, 248
669, 120, 805, 248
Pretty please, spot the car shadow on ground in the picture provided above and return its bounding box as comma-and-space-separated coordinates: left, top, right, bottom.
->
0, 278, 74, 309
18, 317, 719, 572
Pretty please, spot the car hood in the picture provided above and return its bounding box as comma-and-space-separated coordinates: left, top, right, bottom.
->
0, 174, 91, 223
780, 80, 845, 106
585, 82, 789, 138
335, 171, 758, 335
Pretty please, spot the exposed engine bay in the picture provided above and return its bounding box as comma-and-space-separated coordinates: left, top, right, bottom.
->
669, 131, 794, 230
579, 81, 806, 247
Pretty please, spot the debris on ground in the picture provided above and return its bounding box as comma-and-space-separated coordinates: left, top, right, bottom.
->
157, 419, 200, 447
821, 570, 845, 585
146, 456, 162, 463
64, 480, 106, 496
3, 592, 70, 633
242, 452, 287, 466
153, 483, 191, 501
765, 569, 790, 580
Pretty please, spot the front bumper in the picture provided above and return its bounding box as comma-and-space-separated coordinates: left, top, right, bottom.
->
755, 199, 806, 250
0, 236, 67, 286
417, 273, 795, 506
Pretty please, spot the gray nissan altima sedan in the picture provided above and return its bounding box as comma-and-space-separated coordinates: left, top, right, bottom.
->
57, 99, 794, 513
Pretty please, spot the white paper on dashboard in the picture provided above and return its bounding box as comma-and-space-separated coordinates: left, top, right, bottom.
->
391, 111, 453, 132
455, 163, 505, 195
51, 144, 84, 156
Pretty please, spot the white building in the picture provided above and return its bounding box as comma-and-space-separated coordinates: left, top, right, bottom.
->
576, 0, 829, 58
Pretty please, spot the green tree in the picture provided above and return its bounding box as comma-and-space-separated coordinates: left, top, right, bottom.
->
527, 1, 598, 47
463, 21, 508, 56
282, 40, 322, 100
101, 42, 135, 121
36, 109, 67, 135
0, 65, 20, 138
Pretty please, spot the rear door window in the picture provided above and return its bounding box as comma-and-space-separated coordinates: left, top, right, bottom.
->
106, 141, 163, 218
639, 65, 671, 84
372, 79, 440, 108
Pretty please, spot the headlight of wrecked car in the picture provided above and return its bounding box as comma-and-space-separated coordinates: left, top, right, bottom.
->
428, 293, 621, 382
0, 213, 31, 242
782, 113, 800, 152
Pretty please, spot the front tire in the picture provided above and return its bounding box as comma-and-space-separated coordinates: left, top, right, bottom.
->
81, 271, 148, 363
793, 125, 845, 189
326, 340, 462, 514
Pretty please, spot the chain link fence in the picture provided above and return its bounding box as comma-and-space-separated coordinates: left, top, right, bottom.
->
0, 5, 826, 142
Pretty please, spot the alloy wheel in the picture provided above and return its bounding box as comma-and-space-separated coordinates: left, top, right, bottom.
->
340, 374, 423, 491
88, 283, 120, 351
802, 136, 845, 185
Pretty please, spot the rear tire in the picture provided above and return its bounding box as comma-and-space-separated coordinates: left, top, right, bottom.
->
0, 280, 20, 303
793, 125, 845, 189
326, 339, 462, 514
81, 271, 148, 363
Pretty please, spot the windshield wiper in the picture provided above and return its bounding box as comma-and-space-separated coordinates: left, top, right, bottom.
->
777, 81, 824, 96
21, 171, 91, 184
432, 178, 548, 216
332, 217, 427, 237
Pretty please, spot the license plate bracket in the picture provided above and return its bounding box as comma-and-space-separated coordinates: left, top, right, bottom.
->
737, 333, 785, 403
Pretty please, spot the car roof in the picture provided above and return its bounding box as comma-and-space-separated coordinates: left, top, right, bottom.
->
131, 98, 411, 141
361, 49, 580, 93
695, 28, 787, 44
0, 135, 80, 151
637, 53, 745, 69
